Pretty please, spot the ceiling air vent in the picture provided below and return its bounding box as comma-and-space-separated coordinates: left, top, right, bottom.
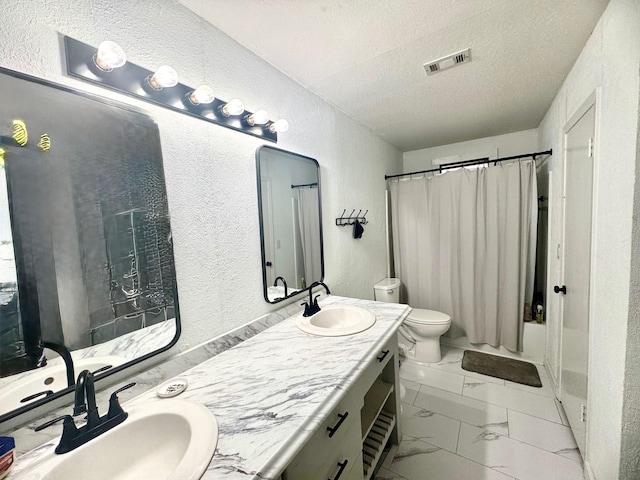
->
423, 48, 471, 76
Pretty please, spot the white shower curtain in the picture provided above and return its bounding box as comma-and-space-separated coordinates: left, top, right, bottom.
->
297, 187, 321, 286
390, 160, 537, 352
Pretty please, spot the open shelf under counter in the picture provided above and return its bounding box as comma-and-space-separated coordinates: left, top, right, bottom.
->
362, 410, 396, 479
361, 378, 394, 441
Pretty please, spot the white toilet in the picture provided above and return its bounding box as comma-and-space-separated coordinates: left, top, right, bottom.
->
374, 278, 451, 363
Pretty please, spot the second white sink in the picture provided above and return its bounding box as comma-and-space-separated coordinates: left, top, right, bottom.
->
296, 304, 376, 336
16, 399, 218, 480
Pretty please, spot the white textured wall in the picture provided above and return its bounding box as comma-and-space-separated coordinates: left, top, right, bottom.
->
0, 1, 401, 351
622, 112, 640, 479
538, 0, 640, 478
402, 128, 539, 173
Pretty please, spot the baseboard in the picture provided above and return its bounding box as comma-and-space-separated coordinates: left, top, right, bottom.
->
544, 359, 560, 397
440, 336, 544, 364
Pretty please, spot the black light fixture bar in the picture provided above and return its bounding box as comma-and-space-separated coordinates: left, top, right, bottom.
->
63, 36, 278, 142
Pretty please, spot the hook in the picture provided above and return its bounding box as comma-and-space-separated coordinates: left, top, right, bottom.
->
362, 210, 368, 224
336, 209, 348, 227
356, 209, 362, 219
349, 209, 355, 218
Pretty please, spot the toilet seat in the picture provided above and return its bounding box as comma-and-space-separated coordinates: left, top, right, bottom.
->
407, 308, 451, 325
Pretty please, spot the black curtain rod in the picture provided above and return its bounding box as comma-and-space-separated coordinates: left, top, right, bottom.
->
291, 182, 318, 189
384, 149, 553, 180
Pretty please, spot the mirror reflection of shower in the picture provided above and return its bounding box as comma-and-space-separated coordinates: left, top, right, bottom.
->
257, 146, 323, 303
292, 183, 321, 290
104, 208, 174, 342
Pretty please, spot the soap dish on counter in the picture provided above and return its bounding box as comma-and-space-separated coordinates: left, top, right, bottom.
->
156, 377, 188, 398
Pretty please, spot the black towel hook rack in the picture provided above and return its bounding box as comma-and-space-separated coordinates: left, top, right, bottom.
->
336, 209, 368, 227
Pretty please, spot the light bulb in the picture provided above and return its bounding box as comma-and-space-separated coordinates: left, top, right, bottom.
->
148, 65, 179, 90
188, 85, 215, 105
268, 119, 289, 133
246, 109, 270, 126
220, 99, 244, 116
94, 41, 126, 71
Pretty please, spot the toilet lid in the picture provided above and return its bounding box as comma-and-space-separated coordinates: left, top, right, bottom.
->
407, 308, 451, 325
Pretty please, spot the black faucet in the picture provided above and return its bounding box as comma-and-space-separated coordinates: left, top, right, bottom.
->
273, 276, 288, 297
40, 341, 75, 388
73, 370, 101, 428
302, 281, 331, 317
35, 370, 135, 454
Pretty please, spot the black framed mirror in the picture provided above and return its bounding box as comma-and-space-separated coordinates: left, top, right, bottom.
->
256, 146, 324, 303
0, 68, 180, 424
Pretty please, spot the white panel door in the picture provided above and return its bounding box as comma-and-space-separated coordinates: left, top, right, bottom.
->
560, 102, 595, 456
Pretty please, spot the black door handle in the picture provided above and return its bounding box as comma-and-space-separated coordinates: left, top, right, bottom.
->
265, 261, 272, 267
554, 285, 567, 294
329, 459, 348, 480
326, 412, 349, 438
377, 349, 390, 362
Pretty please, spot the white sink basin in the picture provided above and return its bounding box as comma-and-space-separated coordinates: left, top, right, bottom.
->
16, 399, 218, 480
296, 304, 376, 336
0, 356, 124, 416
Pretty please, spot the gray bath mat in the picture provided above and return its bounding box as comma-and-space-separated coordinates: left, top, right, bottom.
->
461, 350, 542, 387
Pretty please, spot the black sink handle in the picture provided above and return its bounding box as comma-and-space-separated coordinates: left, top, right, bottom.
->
107, 382, 136, 419
34, 414, 75, 432
20, 390, 54, 403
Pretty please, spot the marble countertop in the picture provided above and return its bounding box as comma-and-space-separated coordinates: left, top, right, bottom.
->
10, 295, 410, 480
0, 320, 176, 390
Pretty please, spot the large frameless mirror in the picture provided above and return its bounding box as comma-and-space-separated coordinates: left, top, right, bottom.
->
256, 146, 324, 303
0, 68, 180, 424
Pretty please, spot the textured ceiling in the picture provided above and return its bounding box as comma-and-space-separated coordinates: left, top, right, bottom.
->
180, 0, 609, 151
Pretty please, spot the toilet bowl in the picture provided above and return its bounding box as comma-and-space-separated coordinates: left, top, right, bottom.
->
374, 278, 451, 363
401, 309, 451, 363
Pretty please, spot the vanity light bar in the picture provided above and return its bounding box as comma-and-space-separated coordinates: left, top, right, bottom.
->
63, 36, 282, 143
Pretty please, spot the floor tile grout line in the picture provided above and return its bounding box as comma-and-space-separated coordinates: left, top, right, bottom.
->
506, 408, 578, 459
455, 420, 462, 454
450, 449, 518, 479
457, 370, 550, 397
458, 387, 563, 424
457, 417, 584, 468
400, 400, 507, 436
395, 435, 518, 479
462, 397, 563, 425
406, 376, 466, 398
410, 379, 564, 425
403, 400, 581, 463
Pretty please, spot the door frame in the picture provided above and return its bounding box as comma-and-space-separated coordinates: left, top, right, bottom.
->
558, 88, 601, 465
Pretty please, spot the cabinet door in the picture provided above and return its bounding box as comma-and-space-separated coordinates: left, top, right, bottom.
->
285, 391, 362, 480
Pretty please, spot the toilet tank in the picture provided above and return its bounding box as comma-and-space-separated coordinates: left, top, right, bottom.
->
374, 278, 401, 303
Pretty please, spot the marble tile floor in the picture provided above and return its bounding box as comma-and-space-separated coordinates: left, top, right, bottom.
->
376, 345, 584, 480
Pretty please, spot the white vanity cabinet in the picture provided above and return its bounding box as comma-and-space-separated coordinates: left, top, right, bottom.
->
283, 334, 401, 480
